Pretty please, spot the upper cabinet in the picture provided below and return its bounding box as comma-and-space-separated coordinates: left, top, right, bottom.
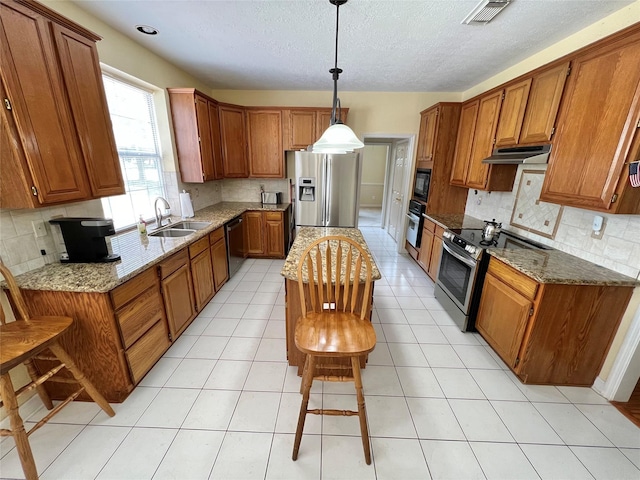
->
285, 108, 348, 150
219, 104, 249, 178
168, 88, 224, 183
540, 28, 640, 213
414, 103, 468, 214
246, 109, 284, 178
494, 79, 531, 147
0, 0, 123, 209
450, 91, 517, 191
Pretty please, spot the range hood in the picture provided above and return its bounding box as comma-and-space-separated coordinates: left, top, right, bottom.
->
482, 144, 552, 165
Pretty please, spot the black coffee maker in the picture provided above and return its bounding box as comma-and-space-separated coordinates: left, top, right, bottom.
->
49, 217, 121, 263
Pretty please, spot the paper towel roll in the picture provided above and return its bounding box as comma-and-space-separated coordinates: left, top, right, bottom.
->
180, 191, 194, 218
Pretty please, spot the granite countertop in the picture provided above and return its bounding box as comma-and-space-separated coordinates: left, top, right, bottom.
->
13, 202, 290, 293
423, 213, 487, 230
488, 249, 638, 287
281, 227, 381, 283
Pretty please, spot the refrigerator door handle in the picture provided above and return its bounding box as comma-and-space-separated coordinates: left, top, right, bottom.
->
325, 158, 332, 226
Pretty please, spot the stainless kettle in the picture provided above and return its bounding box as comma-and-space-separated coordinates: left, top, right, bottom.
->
482, 219, 502, 241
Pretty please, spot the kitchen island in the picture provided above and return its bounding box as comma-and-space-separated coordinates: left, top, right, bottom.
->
281, 227, 381, 375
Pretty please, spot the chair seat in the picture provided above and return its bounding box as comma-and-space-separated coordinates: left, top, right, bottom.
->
294, 311, 376, 356
0, 316, 73, 375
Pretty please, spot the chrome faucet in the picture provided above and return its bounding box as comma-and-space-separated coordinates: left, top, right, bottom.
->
154, 197, 171, 228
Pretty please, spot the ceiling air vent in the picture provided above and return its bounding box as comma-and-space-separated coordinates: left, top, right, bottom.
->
462, 0, 511, 25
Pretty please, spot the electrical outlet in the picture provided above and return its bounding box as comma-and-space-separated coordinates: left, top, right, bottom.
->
591, 215, 606, 239
32, 220, 47, 238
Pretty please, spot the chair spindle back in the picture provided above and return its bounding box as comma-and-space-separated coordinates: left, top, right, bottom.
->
0, 262, 30, 326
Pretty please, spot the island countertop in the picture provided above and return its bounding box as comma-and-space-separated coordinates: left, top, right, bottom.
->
11, 202, 290, 293
281, 227, 381, 282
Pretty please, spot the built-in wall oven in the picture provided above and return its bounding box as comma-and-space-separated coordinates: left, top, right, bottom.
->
435, 228, 550, 332
406, 200, 426, 248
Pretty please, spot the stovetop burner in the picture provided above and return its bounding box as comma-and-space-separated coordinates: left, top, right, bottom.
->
448, 228, 551, 251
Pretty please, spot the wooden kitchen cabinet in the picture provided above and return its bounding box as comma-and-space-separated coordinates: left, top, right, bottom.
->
285, 108, 348, 150
168, 88, 224, 182
494, 79, 532, 147
246, 109, 284, 178
219, 104, 249, 177
416, 218, 445, 281
416, 107, 439, 167
159, 249, 197, 338
189, 236, 215, 311
0, 0, 124, 208
450, 101, 479, 187
210, 227, 229, 291
244, 210, 287, 258
540, 28, 640, 213
476, 256, 633, 385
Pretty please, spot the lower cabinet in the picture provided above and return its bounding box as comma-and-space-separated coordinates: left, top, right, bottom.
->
416, 219, 444, 281
189, 236, 215, 311
210, 227, 229, 291
244, 210, 287, 258
476, 257, 633, 385
159, 249, 197, 339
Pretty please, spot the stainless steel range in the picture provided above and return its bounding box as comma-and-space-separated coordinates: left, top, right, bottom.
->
435, 228, 551, 332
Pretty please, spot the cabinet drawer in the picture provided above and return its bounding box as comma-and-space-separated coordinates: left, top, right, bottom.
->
116, 286, 164, 348
158, 249, 189, 279
209, 227, 224, 244
110, 268, 157, 310
265, 211, 282, 221
188, 236, 209, 259
487, 258, 538, 300
126, 319, 170, 384
434, 225, 445, 238
423, 219, 436, 233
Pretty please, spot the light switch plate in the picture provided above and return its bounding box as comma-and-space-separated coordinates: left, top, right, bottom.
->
32, 220, 47, 238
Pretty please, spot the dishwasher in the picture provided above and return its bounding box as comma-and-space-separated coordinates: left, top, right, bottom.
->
225, 215, 245, 278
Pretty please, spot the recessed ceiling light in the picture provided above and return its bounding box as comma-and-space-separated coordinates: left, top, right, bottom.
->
135, 25, 158, 35
462, 0, 511, 25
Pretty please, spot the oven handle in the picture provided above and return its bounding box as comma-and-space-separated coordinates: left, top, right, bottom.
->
442, 241, 477, 268
406, 213, 419, 223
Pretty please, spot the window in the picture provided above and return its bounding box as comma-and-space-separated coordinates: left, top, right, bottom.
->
101, 74, 165, 230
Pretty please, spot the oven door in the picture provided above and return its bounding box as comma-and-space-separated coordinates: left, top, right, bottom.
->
405, 212, 422, 248
436, 239, 479, 314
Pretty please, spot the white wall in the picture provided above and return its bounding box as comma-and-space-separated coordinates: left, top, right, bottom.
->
360, 145, 388, 207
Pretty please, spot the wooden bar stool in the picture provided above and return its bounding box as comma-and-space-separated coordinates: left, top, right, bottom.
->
0, 262, 115, 480
292, 236, 376, 465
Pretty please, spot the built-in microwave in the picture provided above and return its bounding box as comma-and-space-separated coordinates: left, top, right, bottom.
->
413, 168, 431, 201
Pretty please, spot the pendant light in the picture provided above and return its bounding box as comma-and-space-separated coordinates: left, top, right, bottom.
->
312, 0, 364, 154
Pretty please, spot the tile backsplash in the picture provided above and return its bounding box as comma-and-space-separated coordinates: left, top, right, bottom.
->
221, 179, 290, 203
464, 165, 640, 279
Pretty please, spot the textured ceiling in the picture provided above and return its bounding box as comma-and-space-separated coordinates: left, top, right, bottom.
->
71, 0, 635, 92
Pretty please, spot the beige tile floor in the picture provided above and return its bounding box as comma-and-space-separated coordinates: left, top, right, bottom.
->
1, 226, 639, 479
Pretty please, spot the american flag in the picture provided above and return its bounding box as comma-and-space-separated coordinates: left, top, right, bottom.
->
630, 162, 640, 188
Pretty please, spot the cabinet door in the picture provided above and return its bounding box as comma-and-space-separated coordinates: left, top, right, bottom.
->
195, 95, 216, 181
450, 100, 479, 187
52, 24, 124, 197
417, 228, 434, 272
191, 249, 215, 311
316, 109, 348, 139
465, 91, 503, 190
244, 211, 265, 255
161, 263, 196, 338
208, 101, 225, 180
495, 79, 532, 147
0, 1, 90, 204
265, 212, 284, 257
211, 239, 229, 291
289, 110, 317, 150
417, 107, 438, 164
247, 110, 284, 178
475, 272, 532, 368
219, 105, 248, 177
519, 62, 570, 144
541, 33, 640, 211
427, 233, 443, 281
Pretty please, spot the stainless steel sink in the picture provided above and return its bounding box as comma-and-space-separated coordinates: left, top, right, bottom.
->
149, 228, 195, 238
168, 221, 211, 230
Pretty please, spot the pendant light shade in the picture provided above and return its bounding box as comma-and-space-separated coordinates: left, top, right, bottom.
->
312, 0, 363, 154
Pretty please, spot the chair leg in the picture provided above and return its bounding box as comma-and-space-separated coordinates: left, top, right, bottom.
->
351, 356, 371, 465
300, 354, 309, 395
292, 354, 315, 461
24, 358, 54, 410
0, 373, 38, 480
48, 342, 115, 417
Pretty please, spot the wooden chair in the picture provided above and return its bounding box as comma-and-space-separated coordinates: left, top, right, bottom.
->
292, 236, 376, 465
0, 262, 114, 480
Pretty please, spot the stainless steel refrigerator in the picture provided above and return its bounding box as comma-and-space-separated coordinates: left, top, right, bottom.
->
295, 151, 361, 227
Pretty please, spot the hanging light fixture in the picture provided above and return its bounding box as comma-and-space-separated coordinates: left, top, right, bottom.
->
312, 0, 364, 154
